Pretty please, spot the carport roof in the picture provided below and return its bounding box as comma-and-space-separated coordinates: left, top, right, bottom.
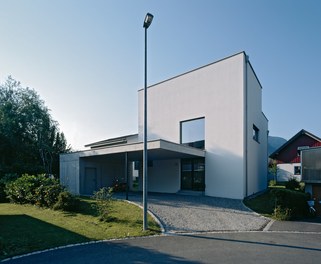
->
75, 139, 205, 160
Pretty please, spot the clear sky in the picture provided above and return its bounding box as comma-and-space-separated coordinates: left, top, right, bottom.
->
1, 0, 320, 150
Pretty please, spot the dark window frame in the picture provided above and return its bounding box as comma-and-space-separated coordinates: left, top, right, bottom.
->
253, 124, 260, 143
294, 166, 301, 175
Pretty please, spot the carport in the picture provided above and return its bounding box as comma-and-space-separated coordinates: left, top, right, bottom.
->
60, 139, 205, 195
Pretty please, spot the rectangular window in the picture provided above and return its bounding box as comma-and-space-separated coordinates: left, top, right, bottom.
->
253, 125, 259, 142
294, 166, 301, 175
180, 117, 205, 149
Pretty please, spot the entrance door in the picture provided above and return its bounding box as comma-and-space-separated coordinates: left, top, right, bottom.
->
181, 159, 205, 191
84, 167, 97, 195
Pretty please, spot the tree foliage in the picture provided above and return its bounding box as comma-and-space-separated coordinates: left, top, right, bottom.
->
0, 76, 70, 177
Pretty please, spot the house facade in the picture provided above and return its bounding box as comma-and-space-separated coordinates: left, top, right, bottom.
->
270, 129, 321, 182
60, 51, 268, 199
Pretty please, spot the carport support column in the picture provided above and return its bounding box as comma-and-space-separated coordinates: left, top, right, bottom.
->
125, 152, 129, 200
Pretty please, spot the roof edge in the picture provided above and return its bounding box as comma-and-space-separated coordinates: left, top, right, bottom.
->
138, 51, 246, 92
270, 129, 321, 158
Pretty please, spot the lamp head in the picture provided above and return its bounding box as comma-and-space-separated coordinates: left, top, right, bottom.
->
143, 13, 154, 29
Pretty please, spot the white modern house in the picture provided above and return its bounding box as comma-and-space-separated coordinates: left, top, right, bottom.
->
60, 51, 268, 199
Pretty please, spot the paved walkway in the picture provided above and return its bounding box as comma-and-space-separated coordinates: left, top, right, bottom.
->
117, 192, 270, 233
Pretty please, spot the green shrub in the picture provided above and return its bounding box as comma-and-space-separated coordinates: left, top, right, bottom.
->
285, 178, 300, 190
4, 174, 64, 207
93, 187, 113, 201
299, 182, 305, 192
274, 206, 291, 221
53, 191, 80, 212
270, 188, 310, 219
35, 183, 64, 208
0, 173, 18, 202
92, 187, 113, 221
269, 180, 277, 187
5, 174, 38, 204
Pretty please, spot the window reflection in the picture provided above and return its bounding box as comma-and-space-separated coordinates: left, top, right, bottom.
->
180, 117, 205, 149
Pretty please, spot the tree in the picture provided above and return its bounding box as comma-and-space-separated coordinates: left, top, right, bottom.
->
268, 159, 278, 182
0, 76, 70, 177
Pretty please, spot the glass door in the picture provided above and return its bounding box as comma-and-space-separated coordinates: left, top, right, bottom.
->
181, 158, 205, 191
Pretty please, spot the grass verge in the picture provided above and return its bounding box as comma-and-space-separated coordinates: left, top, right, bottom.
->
0, 198, 160, 260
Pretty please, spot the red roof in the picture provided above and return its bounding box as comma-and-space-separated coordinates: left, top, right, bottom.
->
270, 129, 321, 163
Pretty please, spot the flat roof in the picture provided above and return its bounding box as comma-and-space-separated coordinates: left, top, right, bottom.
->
61, 139, 205, 161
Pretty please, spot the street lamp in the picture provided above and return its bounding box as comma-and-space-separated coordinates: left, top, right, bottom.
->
143, 12, 153, 231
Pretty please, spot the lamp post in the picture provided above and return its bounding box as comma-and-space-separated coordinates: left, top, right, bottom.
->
143, 12, 153, 231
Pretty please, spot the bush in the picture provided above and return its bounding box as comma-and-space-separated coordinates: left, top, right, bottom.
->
285, 178, 300, 190
270, 188, 310, 219
4, 174, 64, 208
93, 187, 113, 201
53, 191, 80, 212
92, 187, 113, 221
299, 182, 305, 192
269, 180, 277, 187
0, 173, 18, 202
35, 183, 64, 208
274, 206, 291, 221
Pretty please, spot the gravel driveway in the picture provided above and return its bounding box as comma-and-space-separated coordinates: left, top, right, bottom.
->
118, 193, 270, 233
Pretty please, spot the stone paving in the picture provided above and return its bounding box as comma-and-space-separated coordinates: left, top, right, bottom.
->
118, 192, 270, 233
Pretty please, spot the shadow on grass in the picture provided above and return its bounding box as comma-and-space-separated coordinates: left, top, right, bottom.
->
0, 214, 89, 260
56, 197, 99, 217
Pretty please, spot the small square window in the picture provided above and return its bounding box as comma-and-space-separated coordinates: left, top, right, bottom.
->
294, 166, 301, 175
253, 125, 259, 142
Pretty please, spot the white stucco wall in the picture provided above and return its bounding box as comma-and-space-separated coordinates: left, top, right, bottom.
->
137, 52, 268, 199
147, 159, 180, 193
246, 61, 268, 196
138, 53, 246, 199
277, 163, 301, 181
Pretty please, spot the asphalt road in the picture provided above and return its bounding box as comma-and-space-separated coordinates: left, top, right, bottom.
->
3, 231, 321, 264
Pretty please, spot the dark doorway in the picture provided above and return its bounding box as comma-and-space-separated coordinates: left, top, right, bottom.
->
84, 167, 97, 195
181, 158, 205, 191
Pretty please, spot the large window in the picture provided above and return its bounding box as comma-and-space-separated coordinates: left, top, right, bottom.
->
180, 117, 205, 149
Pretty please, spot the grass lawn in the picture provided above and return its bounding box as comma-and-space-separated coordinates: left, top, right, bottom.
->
0, 198, 160, 260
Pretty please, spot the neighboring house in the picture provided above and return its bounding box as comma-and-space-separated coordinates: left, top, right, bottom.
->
270, 129, 321, 182
60, 51, 268, 199
301, 147, 321, 216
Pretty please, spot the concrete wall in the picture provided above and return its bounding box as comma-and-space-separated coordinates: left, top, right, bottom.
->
138, 52, 246, 199
79, 155, 126, 195
60, 153, 81, 194
245, 60, 269, 196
